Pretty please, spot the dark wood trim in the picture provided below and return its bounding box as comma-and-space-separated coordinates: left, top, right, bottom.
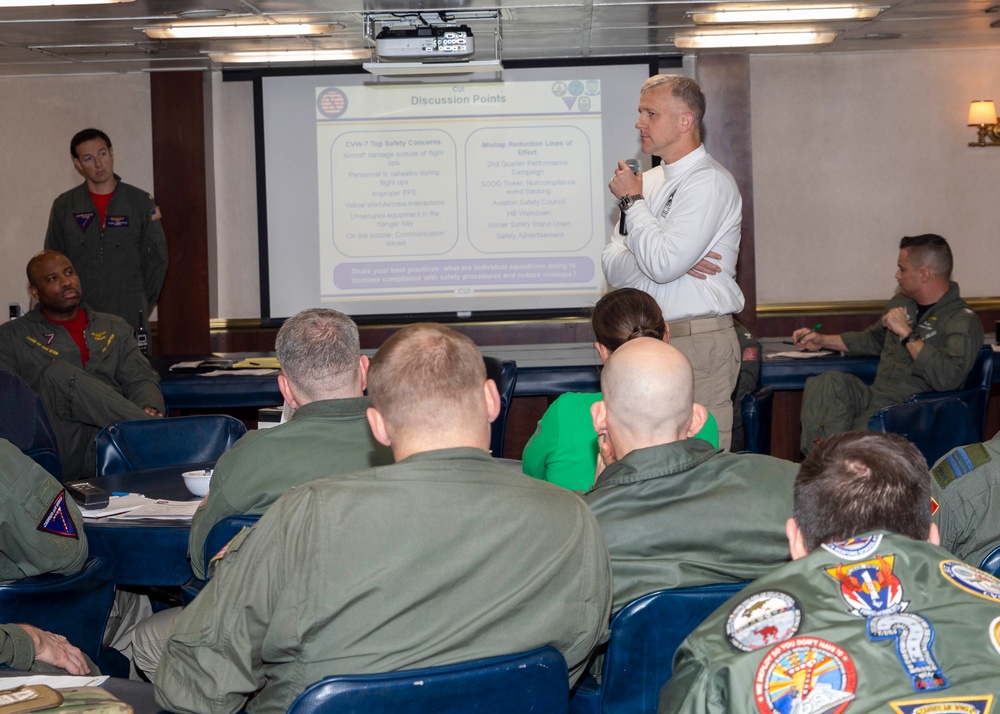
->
697, 54, 757, 334
150, 72, 211, 355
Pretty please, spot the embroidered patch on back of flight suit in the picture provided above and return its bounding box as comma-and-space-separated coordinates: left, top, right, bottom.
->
74, 212, 95, 232
106, 216, 129, 227
726, 590, 801, 652
940, 560, 1000, 602
822, 535, 883, 561
753, 636, 857, 714
37, 490, 79, 539
889, 695, 994, 714
932, 444, 991, 490
827, 556, 947, 691
989, 616, 1000, 657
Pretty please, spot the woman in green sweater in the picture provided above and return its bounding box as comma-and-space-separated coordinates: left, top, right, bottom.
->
522, 288, 719, 491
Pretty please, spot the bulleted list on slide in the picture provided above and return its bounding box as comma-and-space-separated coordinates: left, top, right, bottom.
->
315, 80, 605, 298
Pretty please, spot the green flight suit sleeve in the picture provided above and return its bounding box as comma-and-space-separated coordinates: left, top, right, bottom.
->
0, 441, 88, 581
910, 309, 983, 392
43, 199, 68, 256
840, 315, 888, 357
139, 196, 168, 310
187, 450, 243, 581
658, 644, 724, 714
112, 330, 165, 413
156, 499, 294, 714
0, 623, 36, 670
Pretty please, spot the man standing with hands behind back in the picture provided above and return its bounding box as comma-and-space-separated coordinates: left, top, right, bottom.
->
603, 74, 744, 449
45, 128, 167, 335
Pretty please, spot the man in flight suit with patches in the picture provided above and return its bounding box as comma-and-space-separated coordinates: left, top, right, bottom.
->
660, 432, 1000, 714
45, 128, 167, 335
929, 433, 1000, 568
0, 251, 163, 481
0, 437, 87, 582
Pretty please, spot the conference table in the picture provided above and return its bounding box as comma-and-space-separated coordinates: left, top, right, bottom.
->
82, 464, 208, 588
159, 337, 987, 408
155, 338, 998, 462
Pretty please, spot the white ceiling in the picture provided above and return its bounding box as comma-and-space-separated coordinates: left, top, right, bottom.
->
0, 0, 997, 76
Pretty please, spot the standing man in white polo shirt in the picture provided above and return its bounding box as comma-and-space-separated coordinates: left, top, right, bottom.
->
604, 73, 743, 448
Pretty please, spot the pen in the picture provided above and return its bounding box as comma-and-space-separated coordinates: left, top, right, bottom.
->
795, 323, 823, 344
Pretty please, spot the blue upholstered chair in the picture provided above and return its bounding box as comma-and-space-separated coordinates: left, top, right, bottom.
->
286, 646, 568, 714
94, 414, 247, 476
484, 357, 517, 458
0, 556, 127, 677
739, 386, 774, 455
867, 396, 979, 468
180, 514, 262, 603
569, 582, 747, 714
0, 370, 62, 481
904, 345, 994, 442
980, 546, 1000, 576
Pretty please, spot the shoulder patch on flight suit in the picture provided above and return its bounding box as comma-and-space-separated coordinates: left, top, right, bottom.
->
890, 695, 994, 714
37, 490, 79, 539
940, 560, 1000, 602
932, 443, 991, 490
742, 346, 758, 362
206, 525, 252, 580
989, 615, 1000, 657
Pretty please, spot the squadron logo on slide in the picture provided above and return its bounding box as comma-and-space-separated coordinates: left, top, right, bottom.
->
317, 88, 348, 119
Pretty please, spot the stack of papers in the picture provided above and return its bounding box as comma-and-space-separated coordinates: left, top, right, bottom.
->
765, 349, 835, 359
80, 494, 200, 521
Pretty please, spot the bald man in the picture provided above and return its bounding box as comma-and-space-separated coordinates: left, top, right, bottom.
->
584, 338, 797, 612
0, 250, 162, 480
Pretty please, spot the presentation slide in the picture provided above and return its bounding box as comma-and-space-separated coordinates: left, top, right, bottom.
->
259, 62, 652, 322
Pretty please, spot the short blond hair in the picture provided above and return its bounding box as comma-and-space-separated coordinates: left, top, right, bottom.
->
368, 323, 486, 432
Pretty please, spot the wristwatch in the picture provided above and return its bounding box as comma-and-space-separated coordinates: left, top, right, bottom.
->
901, 331, 920, 345
618, 194, 643, 212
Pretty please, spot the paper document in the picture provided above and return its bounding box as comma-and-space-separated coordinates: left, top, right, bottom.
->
766, 350, 835, 359
81, 495, 199, 521
0, 676, 108, 690
199, 369, 277, 377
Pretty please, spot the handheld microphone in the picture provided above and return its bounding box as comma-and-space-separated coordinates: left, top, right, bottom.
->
618, 159, 641, 235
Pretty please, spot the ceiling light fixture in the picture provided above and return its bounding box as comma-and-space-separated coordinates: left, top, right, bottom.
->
968, 100, 1000, 147
205, 49, 370, 64
674, 31, 837, 48
690, 6, 883, 24
144, 23, 337, 40
0, 0, 133, 5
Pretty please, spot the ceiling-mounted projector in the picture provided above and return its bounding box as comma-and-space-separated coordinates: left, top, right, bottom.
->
374, 25, 474, 60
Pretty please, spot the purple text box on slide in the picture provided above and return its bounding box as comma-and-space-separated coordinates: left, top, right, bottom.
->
334, 258, 594, 290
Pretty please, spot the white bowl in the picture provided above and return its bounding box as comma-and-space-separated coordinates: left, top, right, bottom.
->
182, 469, 213, 497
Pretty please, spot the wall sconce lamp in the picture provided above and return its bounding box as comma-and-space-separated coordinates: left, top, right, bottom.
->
969, 100, 1000, 147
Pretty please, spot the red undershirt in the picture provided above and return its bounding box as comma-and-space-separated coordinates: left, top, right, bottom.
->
46, 310, 89, 367
90, 191, 113, 229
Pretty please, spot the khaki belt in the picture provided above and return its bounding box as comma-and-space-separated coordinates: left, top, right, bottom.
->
670, 314, 733, 338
